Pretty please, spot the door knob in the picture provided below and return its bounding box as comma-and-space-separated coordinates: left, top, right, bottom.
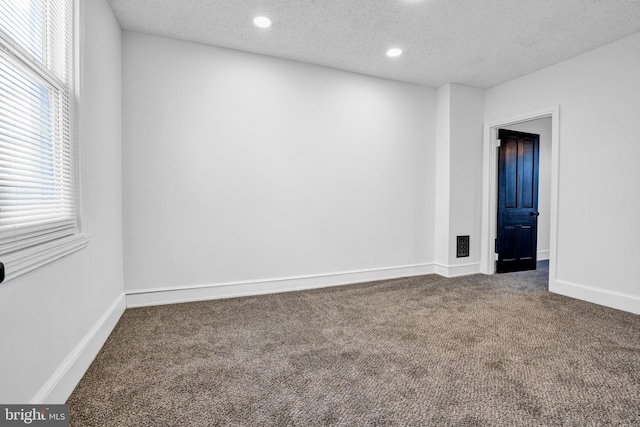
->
530, 211, 540, 217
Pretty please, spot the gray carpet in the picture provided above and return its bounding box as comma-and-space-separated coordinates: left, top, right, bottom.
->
68, 263, 640, 426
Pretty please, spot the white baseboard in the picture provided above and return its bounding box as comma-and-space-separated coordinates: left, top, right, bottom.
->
551, 279, 640, 315
434, 262, 481, 278
126, 263, 436, 308
537, 250, 550, 261
31, 292, 126, 404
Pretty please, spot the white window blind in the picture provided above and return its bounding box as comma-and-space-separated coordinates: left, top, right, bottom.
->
0, 0, 86, 282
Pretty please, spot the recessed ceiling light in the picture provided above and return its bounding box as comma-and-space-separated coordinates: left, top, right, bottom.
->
253, 16, 272, 29
386, 48, 403, 57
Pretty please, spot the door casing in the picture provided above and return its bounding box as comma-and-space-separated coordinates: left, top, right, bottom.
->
481, 106, 560, 287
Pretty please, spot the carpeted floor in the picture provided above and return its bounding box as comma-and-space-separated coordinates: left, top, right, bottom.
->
68, 263, 640, 426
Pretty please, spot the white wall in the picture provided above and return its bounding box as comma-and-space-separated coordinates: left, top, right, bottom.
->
0, 0, 124, 403
434, 85, 451, 267
435, 84, 484, 276
448, 85, 485, 269
122, 32, 436, 304
502, 118, 552, 260
486, 32, 640, 313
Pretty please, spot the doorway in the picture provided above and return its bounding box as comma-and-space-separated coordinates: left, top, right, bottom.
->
481, 106, 559, 288
496, 129, 540, 273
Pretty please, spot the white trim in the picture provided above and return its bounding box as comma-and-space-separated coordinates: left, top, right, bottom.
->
537, 250, 550, 261
552, 279, 640, 315
126, 263, 436, 308
75, 0, 88, 233
481, 106, 560, 291
434, 262, 481, 278
30, 292, 126, 404
0, 234, 89, 284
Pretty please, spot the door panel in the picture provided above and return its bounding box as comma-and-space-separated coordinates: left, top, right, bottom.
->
503, 226, 516, 261
497, 129, 540, 273
522, 141, 535, 208
505, 142, 517, 208
518, 225, 535, 260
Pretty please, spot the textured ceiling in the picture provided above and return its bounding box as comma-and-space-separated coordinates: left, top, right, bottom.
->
107, 0, 640, 88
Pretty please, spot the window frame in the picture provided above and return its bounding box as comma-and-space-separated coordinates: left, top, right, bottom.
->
0, 0, 87, 284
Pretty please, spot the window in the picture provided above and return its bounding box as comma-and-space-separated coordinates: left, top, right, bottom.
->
0, 0, 86, 283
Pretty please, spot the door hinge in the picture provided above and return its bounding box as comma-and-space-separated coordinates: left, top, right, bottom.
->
496, 139, 501, 147
494, 238, 498, 253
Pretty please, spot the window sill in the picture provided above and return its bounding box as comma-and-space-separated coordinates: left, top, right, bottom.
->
1, 233, 89, 284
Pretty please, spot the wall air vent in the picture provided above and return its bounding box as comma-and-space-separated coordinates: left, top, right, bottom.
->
457, 236, 470, 258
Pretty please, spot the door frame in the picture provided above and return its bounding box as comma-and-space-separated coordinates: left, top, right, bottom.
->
480, 106, 560, 286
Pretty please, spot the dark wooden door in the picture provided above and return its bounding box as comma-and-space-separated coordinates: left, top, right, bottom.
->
496, 129, 540, 273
